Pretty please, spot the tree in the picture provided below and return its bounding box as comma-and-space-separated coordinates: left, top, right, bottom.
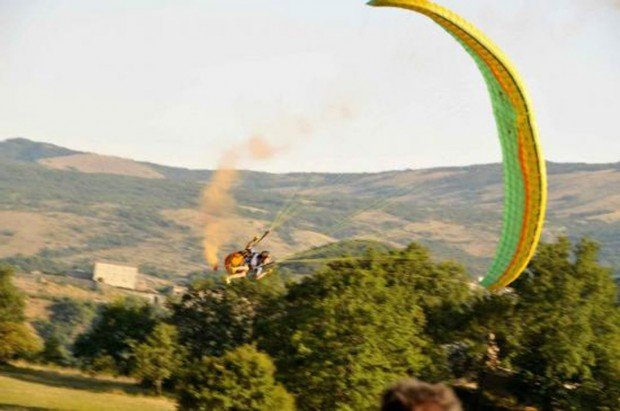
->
49, 297, 96, 337
0, 266, 26, 324
35, 298, 96, 365
131, 323, 182, 395
74, 297, 160, 374
454, 291, 523, 409
378, 245, 474, 378
176, 345, 294, 411
40, 329, 71, 365
0, 266, 42, 363
508, 238, 620, 410
170, 286, 254, 358
170, 276, 284, 358
461, 238, 620, 410
259, 263, 434, 410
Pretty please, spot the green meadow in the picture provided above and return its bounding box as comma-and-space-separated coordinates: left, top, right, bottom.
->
0, 363, 174, 411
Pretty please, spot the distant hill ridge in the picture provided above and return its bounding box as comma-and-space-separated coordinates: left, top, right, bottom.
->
0, 138, 82, 162
3, 137, 618, 179
0, 137, 618, 279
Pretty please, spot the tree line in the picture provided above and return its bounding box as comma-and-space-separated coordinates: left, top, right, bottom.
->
0, 237, 618, 410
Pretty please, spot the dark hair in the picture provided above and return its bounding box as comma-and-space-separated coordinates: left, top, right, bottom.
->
381, 379, 462, 411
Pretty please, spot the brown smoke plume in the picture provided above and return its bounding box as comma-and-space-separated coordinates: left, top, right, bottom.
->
202, 137, 278, 270
248, 135, 281, 160
202, 96, 358, 271
202, 149, 238, 270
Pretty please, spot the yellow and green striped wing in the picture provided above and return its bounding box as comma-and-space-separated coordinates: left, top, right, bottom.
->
369, 0, 547, 290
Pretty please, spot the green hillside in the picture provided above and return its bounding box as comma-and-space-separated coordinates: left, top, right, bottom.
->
1, 138, 618, 280
0, 138, 80, 163
278, 239, 395, 277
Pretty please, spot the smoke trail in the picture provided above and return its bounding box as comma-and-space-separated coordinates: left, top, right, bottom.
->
201, 97, 358, 270
202, 149, 238, 270
248, 135, 281, 160
202, 137, 279, 270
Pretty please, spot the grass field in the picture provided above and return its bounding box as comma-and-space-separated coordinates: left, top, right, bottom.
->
0, 363, 175, 411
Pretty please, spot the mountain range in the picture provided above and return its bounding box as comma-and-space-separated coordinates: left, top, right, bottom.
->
1, 137, 618, 280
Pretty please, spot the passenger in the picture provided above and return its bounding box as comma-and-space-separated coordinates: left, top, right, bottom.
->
224, 231, 273, 284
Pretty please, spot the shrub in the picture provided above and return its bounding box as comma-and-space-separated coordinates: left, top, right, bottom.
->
176, 345, 295, 411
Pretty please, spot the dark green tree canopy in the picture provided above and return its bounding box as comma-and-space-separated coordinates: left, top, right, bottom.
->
170, 286, 256, 358
176, 345, 295, 411
258, 254, 453, 410
508, 237, 620, 409
131, 323, 182, 395
35, 297, 96, 365
74, 297, 160, 374
457, 238, 620, 410
170, 274, 285, 359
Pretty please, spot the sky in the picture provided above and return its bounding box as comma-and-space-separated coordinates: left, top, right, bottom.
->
1, 0, 619, 172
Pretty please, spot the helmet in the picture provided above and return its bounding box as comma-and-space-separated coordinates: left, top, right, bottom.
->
260, 251, 271, 263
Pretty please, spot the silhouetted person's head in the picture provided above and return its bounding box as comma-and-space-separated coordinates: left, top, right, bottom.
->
381, 379, 462, 411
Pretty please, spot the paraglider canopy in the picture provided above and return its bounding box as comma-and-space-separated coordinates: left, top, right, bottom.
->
368, 0, 547, 290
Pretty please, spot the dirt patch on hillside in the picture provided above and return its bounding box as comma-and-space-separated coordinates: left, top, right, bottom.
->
14, 275, 100, 301
556, 193, 620, 222
289, 230, 335, 253
0, 211, 92, 258
591, 209, 620, 223
23, 297, 52, 320
355, 210, 406, 225
372, 169, 466, 187
39, 154, 164, 179
401, 220, 496, 257
549, 169, 619, 202
15, 274, 164, 319
160, 209, 204, 234
160, 208, 337, 265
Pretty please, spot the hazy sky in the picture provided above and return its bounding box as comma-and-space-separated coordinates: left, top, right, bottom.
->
1, 0, 619, 172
